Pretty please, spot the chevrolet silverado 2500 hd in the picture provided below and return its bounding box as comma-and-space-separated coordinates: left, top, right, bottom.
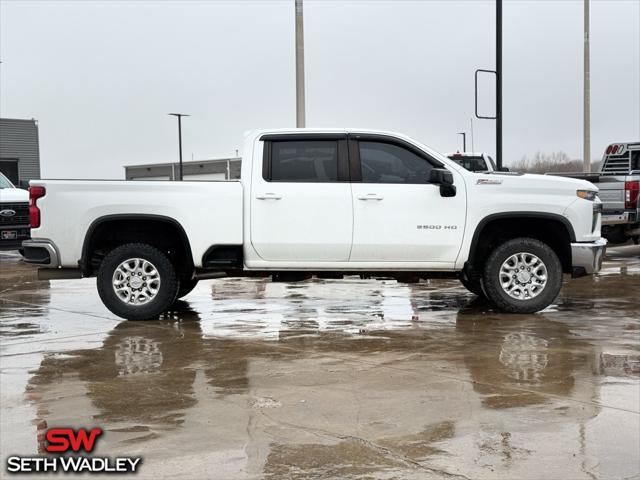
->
23, 129, 606, 319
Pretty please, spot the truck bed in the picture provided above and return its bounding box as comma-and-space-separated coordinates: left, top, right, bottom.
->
29, 179, 243, 268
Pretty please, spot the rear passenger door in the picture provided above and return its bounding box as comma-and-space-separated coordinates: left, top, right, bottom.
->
349, 135, 466, 265
250, 134, 353, 262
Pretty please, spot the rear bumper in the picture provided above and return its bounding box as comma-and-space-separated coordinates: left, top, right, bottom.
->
22, 239, 60, 266
602, 211, 634, 225
571, 238, 607, 277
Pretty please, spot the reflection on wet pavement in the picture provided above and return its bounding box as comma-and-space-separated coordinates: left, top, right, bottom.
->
1, 248, 639, 479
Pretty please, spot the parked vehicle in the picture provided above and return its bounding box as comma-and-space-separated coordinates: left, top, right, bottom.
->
548, 142, 639, 244
446, 152, 496, 172
0, 172, 30, 251
23, 129, 606, 319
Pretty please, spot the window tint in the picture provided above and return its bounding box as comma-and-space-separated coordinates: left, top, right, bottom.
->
360, 141, 434, 183
269, 140, 338, 182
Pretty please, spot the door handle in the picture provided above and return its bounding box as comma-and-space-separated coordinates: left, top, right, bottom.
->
357, 193, 384, 201
255, 193, 283, 200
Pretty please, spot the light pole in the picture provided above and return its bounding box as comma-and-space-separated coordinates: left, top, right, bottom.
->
583, 0, 591, 172
496, 0, 502, 170
457, 132, 467, 152
168, 113, 190, 181
295, 0, 306, 128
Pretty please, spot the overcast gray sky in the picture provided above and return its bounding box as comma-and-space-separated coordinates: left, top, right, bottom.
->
1, 0, 638, 178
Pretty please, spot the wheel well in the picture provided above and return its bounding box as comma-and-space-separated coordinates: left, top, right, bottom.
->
468, 215, 573, 274
81, 216, 194, 277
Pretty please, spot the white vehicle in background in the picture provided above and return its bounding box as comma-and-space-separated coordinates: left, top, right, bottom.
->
446, 152, 497, 172
0, 172, 30, 251
23, 128, 606, 319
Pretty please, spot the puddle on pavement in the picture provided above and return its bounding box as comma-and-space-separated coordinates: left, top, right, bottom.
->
1, 248, 639, 479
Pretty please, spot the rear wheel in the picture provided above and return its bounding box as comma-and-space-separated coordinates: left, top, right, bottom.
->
97, 243, 178, 320
482, 238, 562, 313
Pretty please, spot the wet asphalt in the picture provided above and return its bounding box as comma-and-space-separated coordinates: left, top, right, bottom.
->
0, 247, 639, 479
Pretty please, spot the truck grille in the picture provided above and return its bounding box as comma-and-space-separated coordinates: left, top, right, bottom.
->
0, 202, 29, 226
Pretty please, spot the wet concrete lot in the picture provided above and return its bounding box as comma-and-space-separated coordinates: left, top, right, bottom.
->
1, 247, 639, 479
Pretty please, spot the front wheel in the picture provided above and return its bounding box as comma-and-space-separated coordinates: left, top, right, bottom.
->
97, 243, 178, 320
482, 238, 562, 313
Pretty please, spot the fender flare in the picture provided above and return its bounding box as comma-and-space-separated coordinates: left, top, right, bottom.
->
467, 212, 576, 265
79, 214, 194, 273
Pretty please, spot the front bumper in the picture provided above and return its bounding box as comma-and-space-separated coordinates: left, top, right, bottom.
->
571, 238, 607, 277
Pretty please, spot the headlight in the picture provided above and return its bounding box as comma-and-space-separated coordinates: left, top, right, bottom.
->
577, 190, 598, 201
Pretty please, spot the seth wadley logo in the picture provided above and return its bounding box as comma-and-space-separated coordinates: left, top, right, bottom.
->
6, 427, 142, 474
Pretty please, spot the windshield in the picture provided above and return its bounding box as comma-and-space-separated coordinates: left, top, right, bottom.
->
447, 155, 489, 172
0, 172, 15, 189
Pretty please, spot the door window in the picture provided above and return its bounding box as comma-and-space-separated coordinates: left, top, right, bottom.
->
359, 141, 435, 183
266, 140, 339, 182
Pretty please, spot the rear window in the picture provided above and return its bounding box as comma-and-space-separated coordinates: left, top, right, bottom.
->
447, 155, 489, 172
267, 140, 339, 182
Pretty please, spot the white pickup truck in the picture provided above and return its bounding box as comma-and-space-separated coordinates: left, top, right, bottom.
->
23, 129, 606, 319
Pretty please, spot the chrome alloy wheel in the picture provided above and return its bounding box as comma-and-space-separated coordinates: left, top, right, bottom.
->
499, 252, 548, 300
112, 258, 161, 306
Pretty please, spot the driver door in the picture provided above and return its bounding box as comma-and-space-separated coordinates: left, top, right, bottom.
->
349, 136, 466, 264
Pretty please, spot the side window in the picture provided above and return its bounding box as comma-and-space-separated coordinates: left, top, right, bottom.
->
359, 141, 435, 184
267, 140, 339, 182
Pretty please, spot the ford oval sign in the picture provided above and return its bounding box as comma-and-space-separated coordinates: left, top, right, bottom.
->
0, 209, 17, 217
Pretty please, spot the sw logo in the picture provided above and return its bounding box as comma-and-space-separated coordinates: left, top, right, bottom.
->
45, 427, 103, 453
6, 427, 142, 474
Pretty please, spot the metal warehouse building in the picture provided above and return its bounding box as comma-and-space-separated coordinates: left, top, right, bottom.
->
125, 157, 241, 181
0, 118, 41, 187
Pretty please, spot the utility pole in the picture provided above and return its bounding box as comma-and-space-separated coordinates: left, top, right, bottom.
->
496, 0, 502, 171
457, 132, 467, 152
295, 0, 306, 128
168, 113, 190, 181
583, 0, 591, 172
470, 118, 475, 153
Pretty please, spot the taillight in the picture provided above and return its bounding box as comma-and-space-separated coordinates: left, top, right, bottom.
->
29, 186, 46, 228
625, 181, 640, 209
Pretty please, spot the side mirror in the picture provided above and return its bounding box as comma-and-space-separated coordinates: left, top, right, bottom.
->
430, 168, 456, 197
499, 167, 510, 172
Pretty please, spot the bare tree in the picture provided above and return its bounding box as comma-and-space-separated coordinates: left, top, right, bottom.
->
509, 151, 600, 174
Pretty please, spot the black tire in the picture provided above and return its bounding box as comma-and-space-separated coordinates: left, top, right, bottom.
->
482, 237, 562, 314
460, 275, 486, 297
97, 243, 178, 320
176, 277, 199, 299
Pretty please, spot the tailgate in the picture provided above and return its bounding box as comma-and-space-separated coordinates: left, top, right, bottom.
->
597, 176, 626, 211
